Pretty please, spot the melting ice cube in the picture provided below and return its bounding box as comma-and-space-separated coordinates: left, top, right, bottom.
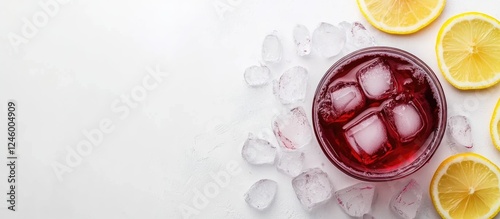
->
241, 133, 277, 165
244, 65, 271, 87
344, 113, 389, 162
447, 115, 473, 152
330, 82, 365, 114
318, 99, 336, 124
262, 32, 282, 63
390, 179, 423, 219
244, 179, 278, 210
276, 151, 305, 177
318, 82, 365, 124
272, 107, 312, 150
334, 182, 376, 217
391, 102, 424, 142
358, 58, 396, 100
274, 66, 308, 105
293, 24, 312, 56
312, 22, 346, 58
292, 168, 333, 211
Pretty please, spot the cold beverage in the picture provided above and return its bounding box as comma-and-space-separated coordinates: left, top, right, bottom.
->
312, 47, 446, 181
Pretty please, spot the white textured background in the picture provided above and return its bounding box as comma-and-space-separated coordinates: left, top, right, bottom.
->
1, 0, 500, 218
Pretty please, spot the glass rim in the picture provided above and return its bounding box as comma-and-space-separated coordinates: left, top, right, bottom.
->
311, 46, 447, 182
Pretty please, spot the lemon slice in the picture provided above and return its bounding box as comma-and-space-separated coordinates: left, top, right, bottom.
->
356, 0, 445, 34
491, 98, 500, 150
430, 153, 500, 219
436, 12, 500, 90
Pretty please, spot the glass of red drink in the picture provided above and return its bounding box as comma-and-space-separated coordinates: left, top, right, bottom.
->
312, 47, 447, 181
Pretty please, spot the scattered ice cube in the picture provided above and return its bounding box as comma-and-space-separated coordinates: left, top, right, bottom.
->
358, 58, 396, 99
244, 65, 271, 87
312, 22, 346, 58
334, 182, 376, 217
338, 21, 352, 33
276, 151, 305, 177
272, 107, 313, 150
293, 24, 312, 56
292, 168, 333, 211
447, 115, 473, 152
256, 127, 280, 148
339, 21, 376, 54
344, 113, 389, 164
416, 197, 440, 219
274, 66, 308, 104
241, 133, 277, 165
347, 22, 376, 48
244, 179, 278, 210
390, 179, 423, 219
330, 82, 365, 114
262, 32, 282, 63
391, 102, 424, 142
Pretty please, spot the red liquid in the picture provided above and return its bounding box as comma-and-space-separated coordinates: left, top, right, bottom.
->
315, 52, 440, 173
